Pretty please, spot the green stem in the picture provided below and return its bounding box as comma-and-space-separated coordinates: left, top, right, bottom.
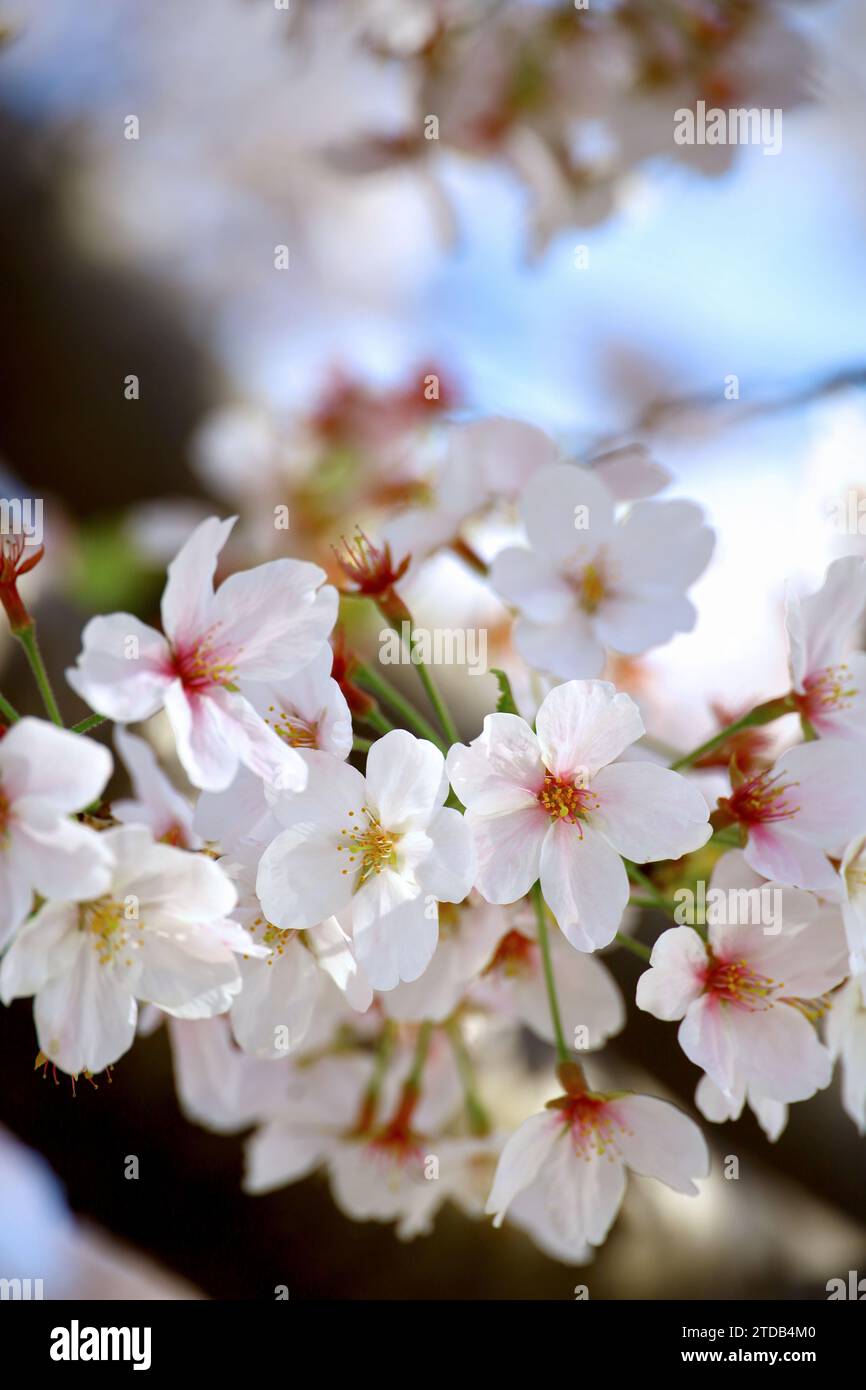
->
405, 1020, 434, 1092
411, 653, 460, 747
355, 659, 447, 751
16, 624, 63, 725
629, 894, 663, 911
615, 931, 652, 962
363, 706, 394, 737
446, 1019, 491, 1137
71, 713, 106, 735
0, 690, 20, 723
352, 735, 372, 753
711, 826, 742, 848
532, 881, 569, 1065
625, 860, 669, 914
670, 695, 793, 771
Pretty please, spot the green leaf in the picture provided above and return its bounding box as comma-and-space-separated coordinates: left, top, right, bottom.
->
490, 668, 519, 716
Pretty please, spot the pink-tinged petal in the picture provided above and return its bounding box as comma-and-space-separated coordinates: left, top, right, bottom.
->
209, 559, 337, 681
613, 1095, 709, 1194
786, 555, 866, 687
506, 1184, 594, 1265
469, 806, 547, 904
231, 945, 319, 1058
489, 547, 574, 623
608, 499, 714, 592
594, 592, 698, 655
0, 902, 80, 1003
732, 1003, 832, 1103
591, 761, 711, 861
351, 871, 437, 990
365, 729, 447, 829
451, 416, 559, 498
678, 994, 738, 1099
540, 940, 624, 1047
636, 927, 708, 1021
242, 645, 352, 760
169, 1017, 289, 1134
539, 820, 629, 951
742, 823, 839, 894
66, 613, 172, 721
775, 739, 866, 852
34, 940, 138, 1076
415, 807, 476, 903
10, 813, 114, 904
0, 717, 112, 809
486, 1110, 562, 1225
708, 849, 765, 895
711, 894, 847, 997
519, 463, 616, 562
535, 680, 644, 778
591, 444, 671, 501
513, 612, 606, 681
540, 1123, 627, 1248
160, 514, 235, 647
256, 824, 352, 933
446, 714, 545, 814
193, 765, 277, 850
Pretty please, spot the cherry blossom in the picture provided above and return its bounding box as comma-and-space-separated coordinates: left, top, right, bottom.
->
786, 555, 866, 739
67, 516, 337, 792
113, 726, 200, 849
486, 1073, 709, 1258
838, 835, 866, 978
489, 463, 714, 680
825, 978, 866, 1135
256, 730, 475, 990
446, 680, 711, 951
717, 739, 866, 893
0, 718, 114, 949
0, 824, 255, 1076
636, 852, 848, 1104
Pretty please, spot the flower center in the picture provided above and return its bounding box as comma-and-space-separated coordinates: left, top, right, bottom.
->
0, 785, 10, 843
485, 929, 538, 979
247, 912, 296, 962
79, 897, 141, 968
337, 807, 398, 886
799, 663, 858, 716
553, 1095, 626, 1159
536, 771, 598, 826
172, 627, 236, 692
265, 704, 320, 748
719, 770, 799, 825
577, 562, 606, 613
704, 954, 775, 1010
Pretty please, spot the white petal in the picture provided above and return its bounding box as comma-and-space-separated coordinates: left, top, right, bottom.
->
364, 729, 447, 830
539, 820, 629, 951
0, 717, 112, 809
485, 1110, 561, 1225
446, 713, 544, 814
210, 561, 338, 682
636, 927, 708, 1021
519, 463, 616, 562
160, 514, 235, 647
614, 1094, 709, 1194
469, 806, 548, 904
535, 680, 643, 778
231, 945, 319, 1057
415, 807, 476, 902
591, 761, 711, 860
66, 613, 171, 721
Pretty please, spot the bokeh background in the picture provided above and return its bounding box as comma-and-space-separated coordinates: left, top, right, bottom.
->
1, 0, 865, 1299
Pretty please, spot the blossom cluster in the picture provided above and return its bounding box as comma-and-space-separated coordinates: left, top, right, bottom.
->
1, 414, 865, 1266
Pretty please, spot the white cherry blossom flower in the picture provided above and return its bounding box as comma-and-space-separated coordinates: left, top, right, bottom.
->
839, 835, 866, 977
489, 463, 714, 679
0, 718, 113, 949
256, 730, 476, 990
67, 516, 337, 792
695, 1073, 788, 1144
786, 555, 866, 740
636, 852, 848, 1104
223, 844, 371, 1059
717, 739, 866, 893
471, 902, 624, 1048
446, 680, 711, 951
0, 824, 254, 1076
486, 1075, 708, 1257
